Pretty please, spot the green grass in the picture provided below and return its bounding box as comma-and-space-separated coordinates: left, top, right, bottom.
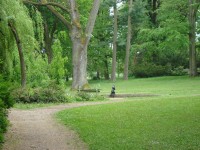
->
14, 102, 60, 110
56, 76, 200, 150
89, 76, 200, 97
57, 96, 200, 150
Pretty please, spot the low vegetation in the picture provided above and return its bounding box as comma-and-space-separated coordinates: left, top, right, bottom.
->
0, 75, 14, 146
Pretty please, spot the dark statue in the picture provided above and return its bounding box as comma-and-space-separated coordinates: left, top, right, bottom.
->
110, 85, 115, 97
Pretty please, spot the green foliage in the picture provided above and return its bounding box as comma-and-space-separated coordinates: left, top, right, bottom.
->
133, 0, 189, 70
49, 39, 67, 84
0, 75, 15, 108
171, 66, 188, 76
0, 75, 14, 144
12, 83, 68, 103
31, 7, 44, 45
26, 53, 50, 88
0, 99, 9, 144
0, 0, 36, 83
131, 63, 171, 78
74, 92, 107, 102
1, 0, 35, 50
12, 88, 107, 104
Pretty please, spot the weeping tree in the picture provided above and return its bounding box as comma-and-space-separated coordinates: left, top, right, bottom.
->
0, 0, 35, 87
0, 10, 13, 78
23, 0, 101, 89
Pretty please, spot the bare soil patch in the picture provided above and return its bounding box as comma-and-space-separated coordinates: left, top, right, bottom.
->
106, 93, 158, 98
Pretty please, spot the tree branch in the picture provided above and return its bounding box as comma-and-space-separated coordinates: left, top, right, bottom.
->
84, 0, 101, 47
23, 0, 71, 30
23, 0, 70, 13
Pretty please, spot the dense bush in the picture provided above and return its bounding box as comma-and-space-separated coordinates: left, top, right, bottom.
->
0, 99, 9, 144
132, 63, 171, 78
12, 81, 107, 103
0, 75, 14, 144
171, 66, 188, 76
74, 92, 107, 102
12, 84, 69, 103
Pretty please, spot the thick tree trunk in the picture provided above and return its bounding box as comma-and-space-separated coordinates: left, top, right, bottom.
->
8, 21, 26, 87
69, 0, 87, 89
123, 0, 132, 80
111, 1, 118, 81
188, 0, 198, 76
69, 0, 100, 89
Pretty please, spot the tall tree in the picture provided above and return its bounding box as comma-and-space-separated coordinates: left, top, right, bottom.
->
147, 0, 160, 27
188, 0, 199, 76
123, 0, 133, 80
23, 0, 101, 89
111, 0, 118, 81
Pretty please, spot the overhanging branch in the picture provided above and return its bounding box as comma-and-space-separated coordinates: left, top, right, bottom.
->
23, 0, 71, 30
23, 0, 70, 13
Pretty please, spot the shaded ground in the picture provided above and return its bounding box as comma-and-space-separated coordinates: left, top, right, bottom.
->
107, 93, 158, 98
2, 99, 128, 150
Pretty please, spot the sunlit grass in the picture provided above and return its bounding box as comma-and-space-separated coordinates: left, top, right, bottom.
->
89, 76, 200, 97
56, 96, 200, 150
56, 76, 200, 150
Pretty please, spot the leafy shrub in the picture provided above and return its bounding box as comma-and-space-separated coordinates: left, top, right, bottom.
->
75, 92, 91, 101
132, 63, 171, 78
0, 99, 8, 144
0, 77, 15, 108
12, 84, 69, 103
74, 92, 107, 102
171, 66, 188, 76
0, 75, 14, 144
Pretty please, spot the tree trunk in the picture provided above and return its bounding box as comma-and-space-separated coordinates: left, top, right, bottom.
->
111, 1, 118, 81
8, 21, 26, 87
104, 55, 110, 80
123, 0, 132, 80
69, 0, 100, 89
188, 0, 198, 76
96, 71, 100, 80
43, 20, 57, 64
148, 0, 159, 26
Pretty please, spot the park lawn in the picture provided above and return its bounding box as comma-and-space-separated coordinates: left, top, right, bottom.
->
56, 76, 200, 150
89, 76, 200, 97
56, 96, 200, 150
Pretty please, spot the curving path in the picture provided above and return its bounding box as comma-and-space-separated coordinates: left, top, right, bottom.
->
2, 99, 125, 150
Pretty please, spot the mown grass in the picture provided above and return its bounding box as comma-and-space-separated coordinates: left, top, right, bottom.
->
13, 102, 60, 110
57, 96, 200, 150
90, 76, 200, 97
56, 76, 200, 150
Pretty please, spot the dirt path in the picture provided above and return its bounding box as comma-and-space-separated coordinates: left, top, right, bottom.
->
2, 99, 125, 150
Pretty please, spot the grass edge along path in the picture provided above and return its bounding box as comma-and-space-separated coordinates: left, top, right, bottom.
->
56, 96, 200, 150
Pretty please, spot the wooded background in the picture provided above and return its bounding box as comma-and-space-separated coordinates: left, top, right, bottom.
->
1, 0, 200, 89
